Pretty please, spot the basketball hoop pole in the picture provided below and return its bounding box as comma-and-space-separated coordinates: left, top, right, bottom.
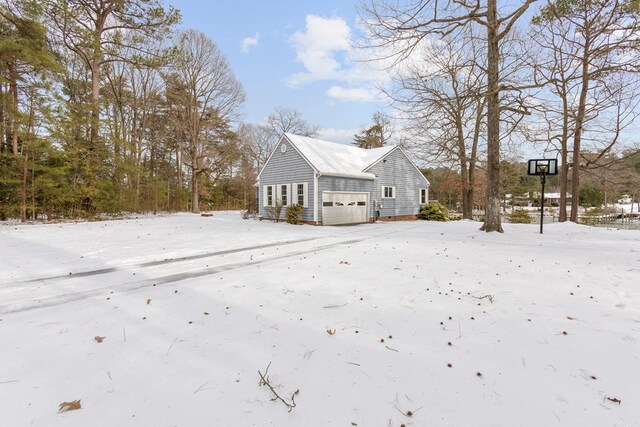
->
539, 168, 546, 234
527, 159, 557, 235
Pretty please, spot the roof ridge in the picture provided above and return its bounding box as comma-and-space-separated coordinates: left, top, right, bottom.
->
284, 132, 396, 176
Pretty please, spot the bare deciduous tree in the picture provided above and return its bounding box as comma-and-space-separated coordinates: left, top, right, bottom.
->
266, 106, 319, 138
359, 0, 537, 232
390, 30, 486, 219
238, 107, 318, 174
237, 122, 275, 173
532, 0, 640, 222
171, 29, 245, 213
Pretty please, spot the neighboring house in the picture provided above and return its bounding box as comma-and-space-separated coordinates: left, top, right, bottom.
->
544, 192, 571, 206
257, 133, 430, 225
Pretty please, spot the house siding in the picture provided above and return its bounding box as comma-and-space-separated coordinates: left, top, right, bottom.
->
365, 148, 429, 219
316, 148, 429, 223
259, 138, 429, 225
317, 176, 375, 223
258, 138, 316, 221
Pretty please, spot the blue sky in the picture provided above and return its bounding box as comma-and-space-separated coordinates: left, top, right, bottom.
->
168, 0, 385, 143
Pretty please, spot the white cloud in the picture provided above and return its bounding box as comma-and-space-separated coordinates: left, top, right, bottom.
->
317, 127, 359, 145
288, 15, 351, 85
286, 14, 392, 105
326, 86, 377, 102
241, 33, 260, 53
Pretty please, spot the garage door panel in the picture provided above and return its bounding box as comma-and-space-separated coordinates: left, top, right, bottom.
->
322, 192, 368, 225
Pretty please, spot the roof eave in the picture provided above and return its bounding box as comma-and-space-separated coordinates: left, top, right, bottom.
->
257, 134, 319, 181
318, 172, 376, 180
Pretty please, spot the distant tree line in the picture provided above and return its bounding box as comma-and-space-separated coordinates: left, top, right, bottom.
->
0, 0, 320, 221
2, 0, 639, 229
359, 0, 640, 230
425, 151, 640, 213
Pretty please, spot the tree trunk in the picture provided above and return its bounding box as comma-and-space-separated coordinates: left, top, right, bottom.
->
559, 155, 568, 221
191, 167, 199, 213
481, 0, 503, 232
456, 119, 472, 219
570, 34, 591, 223
464, 186, 474, 218
20, 149, 28, 222
558, 90, 569, 222
0, 83, 5, 153
466, 100, 482, 220
9, 66, 19, 157
31, 168, 35, 221
176, 146, 183, 209
90, 56, 100, 152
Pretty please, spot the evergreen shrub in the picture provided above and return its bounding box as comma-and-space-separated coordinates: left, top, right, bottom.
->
286, 203, 304, 224
417, 202, 449, 221
509, 209, 532, 224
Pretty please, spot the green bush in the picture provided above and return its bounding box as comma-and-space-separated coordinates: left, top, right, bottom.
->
286, 203, 304, 224
417, 202, 449, 221
509, 209, 531, 224
579, 183, 604, 207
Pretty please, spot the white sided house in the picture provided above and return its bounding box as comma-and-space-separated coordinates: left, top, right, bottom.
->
257, 133, 430, 225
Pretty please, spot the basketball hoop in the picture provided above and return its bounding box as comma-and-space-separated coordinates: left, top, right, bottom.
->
527, 159, 558, 234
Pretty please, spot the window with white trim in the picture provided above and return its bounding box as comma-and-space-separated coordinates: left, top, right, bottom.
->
420, 188, 427, 204
280, 184, 288, 206
382, 186, 395, 199
296, 183, 304, 205
291, 182, 307, 207
263, 185, 274, 207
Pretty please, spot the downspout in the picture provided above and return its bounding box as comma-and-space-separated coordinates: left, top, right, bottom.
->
313, 172, 319, 224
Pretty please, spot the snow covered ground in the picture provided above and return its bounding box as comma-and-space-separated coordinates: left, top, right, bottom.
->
1, 212, 639, 426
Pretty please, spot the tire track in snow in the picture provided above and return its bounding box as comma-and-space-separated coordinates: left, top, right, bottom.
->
3, 236, 323, 286
0, 238, 365, 314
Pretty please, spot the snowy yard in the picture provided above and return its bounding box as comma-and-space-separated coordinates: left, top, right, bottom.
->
1, 212, 639, 426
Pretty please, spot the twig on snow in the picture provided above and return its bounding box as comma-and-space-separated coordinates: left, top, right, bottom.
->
166, 337, 179, 356
282, 286, 311, 296
193, 381, 209, 394
323, 303, 348, 309
472, 294, 494, 303
258, 362, 299, 412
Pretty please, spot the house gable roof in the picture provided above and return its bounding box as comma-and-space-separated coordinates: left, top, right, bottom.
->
283, 133, 396, 180
364, 145, 430, 187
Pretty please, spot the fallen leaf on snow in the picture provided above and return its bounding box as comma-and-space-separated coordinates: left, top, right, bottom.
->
58, 400, 81, 412
146, 298, 152, 305
94, 336, 105, 343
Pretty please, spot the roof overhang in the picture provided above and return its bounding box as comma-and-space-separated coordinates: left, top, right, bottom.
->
256, 134, 318, 182
318, 172, 376, 180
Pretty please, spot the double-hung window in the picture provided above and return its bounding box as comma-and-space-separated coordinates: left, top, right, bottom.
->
280, 184, 288, 206
382, 186, 395, 199
420, 188, 428, 204
296, 183, 304, 205
291, 182, 307, 207
264, 185, 274, 207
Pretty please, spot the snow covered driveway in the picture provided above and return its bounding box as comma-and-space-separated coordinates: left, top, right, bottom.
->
1, 213, 639, 426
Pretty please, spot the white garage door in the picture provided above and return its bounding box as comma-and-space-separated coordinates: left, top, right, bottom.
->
322, 192, 369, 225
